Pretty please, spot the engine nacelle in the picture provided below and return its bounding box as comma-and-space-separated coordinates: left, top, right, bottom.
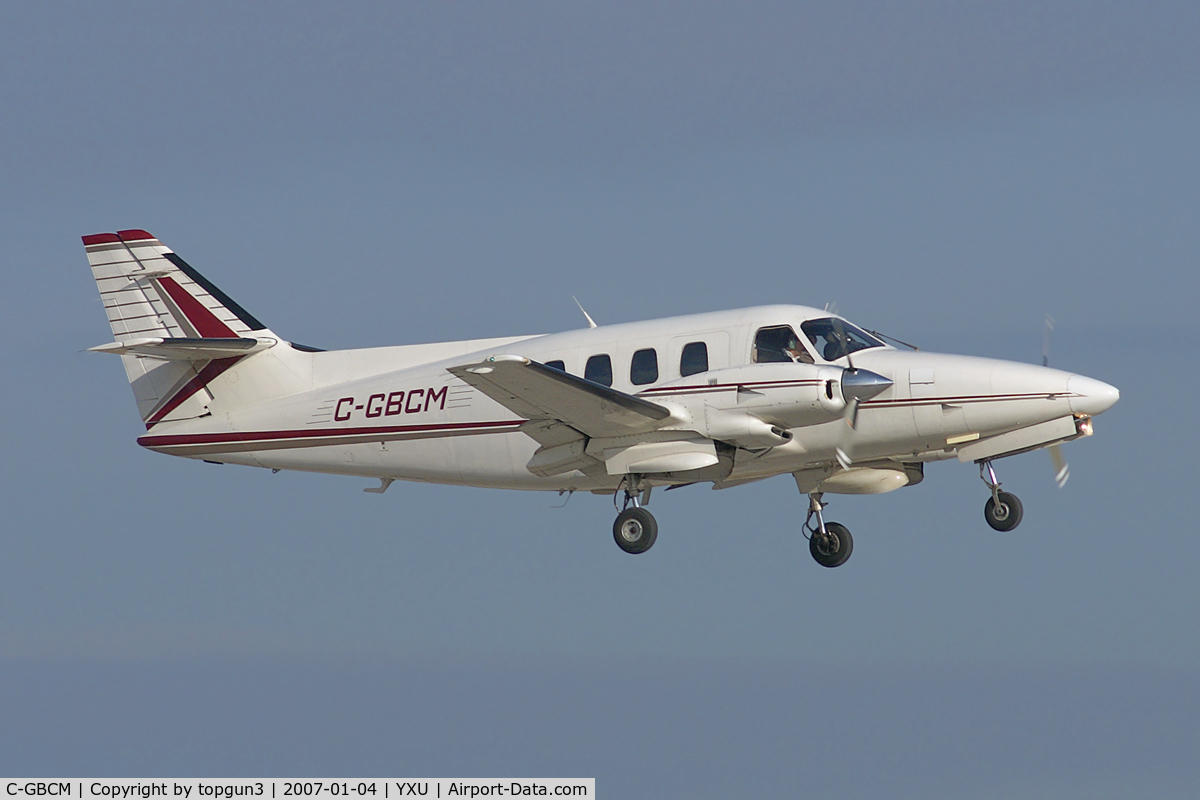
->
703, 408, 792, 449
679, 362, 848, 429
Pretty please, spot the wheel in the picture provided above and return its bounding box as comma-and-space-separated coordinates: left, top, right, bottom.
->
984, 491, 1024, 531
809, 521, 853, 568
613, 507, 658, 554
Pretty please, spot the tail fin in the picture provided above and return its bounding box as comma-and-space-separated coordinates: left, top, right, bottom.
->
84, 229, 268, 340
83, 229, 279, 428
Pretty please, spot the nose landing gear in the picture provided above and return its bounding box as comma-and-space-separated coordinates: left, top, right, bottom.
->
979, 460, 1024, 531
804, 493, 854, 568
613, 476, 657, 554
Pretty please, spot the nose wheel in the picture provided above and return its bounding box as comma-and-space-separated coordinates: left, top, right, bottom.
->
804, 493, 854, 568
614, 507, 657, 554
979, 460, 1024, 531
612, 475, 658, 554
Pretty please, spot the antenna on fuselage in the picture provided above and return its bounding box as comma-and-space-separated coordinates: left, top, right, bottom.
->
1042, 313, 1055, 367
572, 296, 598, 329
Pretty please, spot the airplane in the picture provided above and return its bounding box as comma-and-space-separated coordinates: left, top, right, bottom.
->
83, 229, 1119, 567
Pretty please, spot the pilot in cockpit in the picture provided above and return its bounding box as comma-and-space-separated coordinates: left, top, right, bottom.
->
784, 336, 812, 363
754, 325, 815, 364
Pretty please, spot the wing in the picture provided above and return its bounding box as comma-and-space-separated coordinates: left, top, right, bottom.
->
450, 356, 732, 479
447, 355, 672, 440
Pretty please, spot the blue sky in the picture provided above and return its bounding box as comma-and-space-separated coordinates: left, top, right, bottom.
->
2, 3, 1198, 796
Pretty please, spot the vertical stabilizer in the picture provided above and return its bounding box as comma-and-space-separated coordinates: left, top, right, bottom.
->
83, 229, 280, 428
84, 229, 268, 340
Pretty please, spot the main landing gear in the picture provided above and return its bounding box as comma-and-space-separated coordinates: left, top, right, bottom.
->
804, 493, 854, 568
979, 459, 1024, 532
613, 476, 657, 555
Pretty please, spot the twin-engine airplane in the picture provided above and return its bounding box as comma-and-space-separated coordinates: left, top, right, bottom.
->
84, 230, 1119, 567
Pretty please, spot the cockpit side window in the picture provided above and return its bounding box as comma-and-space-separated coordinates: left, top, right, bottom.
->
800, 318, 884, 362
753, 325, 814, 364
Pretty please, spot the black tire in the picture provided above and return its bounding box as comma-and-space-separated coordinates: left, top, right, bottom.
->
613, 507, 658, 554
810, 521, 854, 568
984, 491, 1024, 531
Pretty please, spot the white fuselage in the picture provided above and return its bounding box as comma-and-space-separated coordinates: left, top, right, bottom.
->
135, 305, 1118, 496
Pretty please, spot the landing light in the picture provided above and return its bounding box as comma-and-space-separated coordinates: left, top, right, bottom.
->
1075, 416, 1094, 437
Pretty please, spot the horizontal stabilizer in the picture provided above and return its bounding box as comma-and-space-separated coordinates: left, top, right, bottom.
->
89, 336, 276, 360
448, 355, 673, 439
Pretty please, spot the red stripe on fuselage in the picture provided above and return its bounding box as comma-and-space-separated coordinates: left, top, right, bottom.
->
862, 392, 1077, 408
138, 419, 525, 449
638, 379, 822, 397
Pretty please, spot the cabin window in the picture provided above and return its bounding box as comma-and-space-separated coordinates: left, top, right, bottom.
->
753, 325, 813, 364
585, 354, 613, 386
544, 359, 566, 372
630, 348, 658, 385
680, 341, 709, 376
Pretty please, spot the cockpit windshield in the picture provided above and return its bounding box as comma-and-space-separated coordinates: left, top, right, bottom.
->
801, 318, 884, 362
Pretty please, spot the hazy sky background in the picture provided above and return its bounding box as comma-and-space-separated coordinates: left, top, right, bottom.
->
2, 2, 1198, 796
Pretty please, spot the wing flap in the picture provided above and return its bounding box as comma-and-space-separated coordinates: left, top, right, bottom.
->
448, 356, 672, 439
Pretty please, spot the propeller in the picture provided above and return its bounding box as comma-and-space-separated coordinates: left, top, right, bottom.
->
830, 316, 892, 469
832, 317, 856, 469
1049, 443, 1070, 489
1042, 313, 1070, 488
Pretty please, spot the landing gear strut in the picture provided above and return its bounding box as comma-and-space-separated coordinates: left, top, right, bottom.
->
804, 492, 853, 568
979, 460, 1023, 532
613, 476, 657, 554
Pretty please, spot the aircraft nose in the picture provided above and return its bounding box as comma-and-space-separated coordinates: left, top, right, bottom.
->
1067, 375, 1120, 416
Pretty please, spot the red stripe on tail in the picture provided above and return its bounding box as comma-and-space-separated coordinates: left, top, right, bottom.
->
117, 229, 157, 242
156, 276, 238, 338
82, 233, 121, 245
145, 357, 242, 428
